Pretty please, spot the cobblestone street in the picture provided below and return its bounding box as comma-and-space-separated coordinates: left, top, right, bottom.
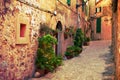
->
31, 40, 115, 80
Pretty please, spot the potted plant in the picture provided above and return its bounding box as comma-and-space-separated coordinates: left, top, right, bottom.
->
72, 46, 82, 56
64, 31, 69, 39
65, 46, 82, 59
39, 23, 53, 36
65, 52, 73, 59
74, 28, 84, 48
52, 29, 58, 36
69, 26, 75, 38
35, 34, 63, 76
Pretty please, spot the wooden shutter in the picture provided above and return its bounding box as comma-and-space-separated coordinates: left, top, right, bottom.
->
96, 18, 101, 33
67, 0, 71, 6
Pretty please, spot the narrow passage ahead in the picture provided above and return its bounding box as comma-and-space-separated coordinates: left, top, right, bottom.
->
31, 40, 115, 80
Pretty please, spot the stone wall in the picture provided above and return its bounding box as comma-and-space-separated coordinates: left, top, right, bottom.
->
0, 0, 46, 79
112, 0, 120, 79
0, 0, 78, 79
0, 0, 57, 79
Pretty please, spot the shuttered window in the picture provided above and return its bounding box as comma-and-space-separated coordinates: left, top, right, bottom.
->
96, 18, 101, 33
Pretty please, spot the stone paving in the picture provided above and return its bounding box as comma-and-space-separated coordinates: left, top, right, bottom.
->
30, 40, 115, 80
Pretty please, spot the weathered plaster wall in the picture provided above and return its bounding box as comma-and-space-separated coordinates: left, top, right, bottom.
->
0, 0, 57, 80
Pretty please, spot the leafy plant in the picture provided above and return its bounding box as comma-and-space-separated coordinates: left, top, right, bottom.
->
39, 23, 53, 36
64, 26, 75, 39
65, 46, 82, 59
35, 34, 63, 72
84, 37, 91, 42
74, 28, 84, 48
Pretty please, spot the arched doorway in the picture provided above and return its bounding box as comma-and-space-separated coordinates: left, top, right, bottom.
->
56, 21, 62, 31
55, 21, 62, 56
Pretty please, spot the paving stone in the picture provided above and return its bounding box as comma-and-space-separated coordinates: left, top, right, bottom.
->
30, 40, 115, 80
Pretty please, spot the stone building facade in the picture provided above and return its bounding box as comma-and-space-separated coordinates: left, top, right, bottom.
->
0, 0, 80, 79
89, 0, 112, 40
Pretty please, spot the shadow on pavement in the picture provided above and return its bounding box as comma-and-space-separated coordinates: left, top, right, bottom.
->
99, 46, 115, 80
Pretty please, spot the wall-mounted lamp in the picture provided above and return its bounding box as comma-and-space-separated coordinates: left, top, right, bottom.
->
51, 11, 57, 17
53, 11, 57, 16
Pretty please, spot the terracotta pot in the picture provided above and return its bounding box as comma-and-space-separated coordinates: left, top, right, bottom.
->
83, 42, 90, 46
36, 69, 45, 77
66, 55, 73, 59
64, 34, 68, 39
45, 69, 50, 74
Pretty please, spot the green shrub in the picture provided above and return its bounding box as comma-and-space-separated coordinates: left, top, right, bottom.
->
74, 28, 84, 48
39, 23, 56, 36
35, 34, 63, 72
84, 37, 90, 42
65, 46, 82, 58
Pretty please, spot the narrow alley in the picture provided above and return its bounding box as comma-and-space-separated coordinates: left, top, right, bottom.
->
31, 40, 115, 80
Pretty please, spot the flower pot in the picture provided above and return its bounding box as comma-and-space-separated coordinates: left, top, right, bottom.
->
64, 33, 68, 39
45, 69, 50, 74
66, 55, 73, 59
36, 69, 45, 77
83, 42, 90, 46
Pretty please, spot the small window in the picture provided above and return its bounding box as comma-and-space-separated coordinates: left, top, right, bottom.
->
96, 7, 101, 13
16, 13, 29, 44
20, 24, 26, 37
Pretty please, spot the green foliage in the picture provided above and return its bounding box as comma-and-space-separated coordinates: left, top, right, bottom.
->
74, 28, 84, 48
65, 46, 82, 58
64, 27, 75, 39
84, 37, 91, 42
39, 23, 53, 36
35, 34, 62, 72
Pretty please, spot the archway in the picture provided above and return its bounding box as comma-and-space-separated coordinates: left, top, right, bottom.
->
56, 21, 62, 31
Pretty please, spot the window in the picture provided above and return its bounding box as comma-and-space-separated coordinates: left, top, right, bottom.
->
96, 7, 101, 13
20, 24, 26, 37
16, 13, 30, 44
96, 18, 101, 33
